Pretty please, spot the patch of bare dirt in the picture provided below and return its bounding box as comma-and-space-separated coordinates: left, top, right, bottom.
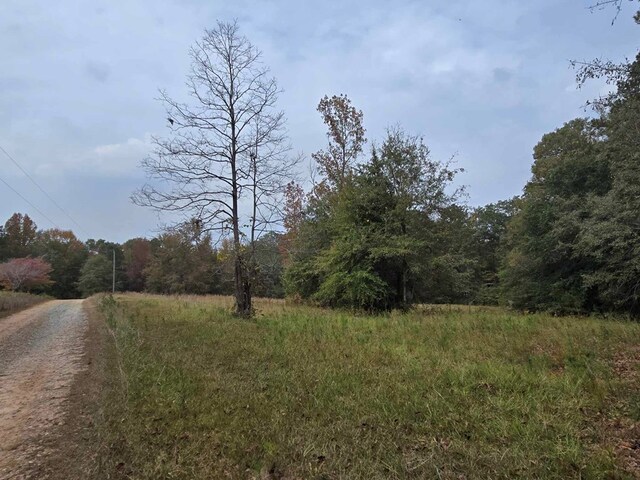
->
34, 297, 109, 480
0, 300, 87, 479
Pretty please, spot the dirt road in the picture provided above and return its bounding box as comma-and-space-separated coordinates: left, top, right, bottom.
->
0, 300, 87, 479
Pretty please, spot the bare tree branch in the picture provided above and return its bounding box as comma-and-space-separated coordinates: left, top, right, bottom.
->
132, 21, 297, 316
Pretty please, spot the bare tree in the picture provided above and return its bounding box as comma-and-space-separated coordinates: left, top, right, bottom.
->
587, 0, 640, 24
133, 21, 293, 317
571, 0, 639, 111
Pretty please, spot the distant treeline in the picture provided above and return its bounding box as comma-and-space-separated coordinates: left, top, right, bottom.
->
0, 215, 284, 299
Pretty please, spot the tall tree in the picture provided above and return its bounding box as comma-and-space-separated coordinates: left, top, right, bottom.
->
365, 127, 464, 305
499, 3, 639, 314
78, 255, 116, 297
577, 53, 640, 313
500, 119, 608, 313
122, 238, 152, 292
287, 128, 463, 311
35, 229, 88, 298
3, 213, 38, 259
133, 21, 292, 317
312, 94, 366, 190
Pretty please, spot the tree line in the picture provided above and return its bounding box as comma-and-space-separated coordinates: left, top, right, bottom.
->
0, 213, 284, 299
282, 44, 639, 315
2, 4, 637, 316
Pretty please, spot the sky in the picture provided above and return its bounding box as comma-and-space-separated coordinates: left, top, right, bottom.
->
1, 0, 638, 242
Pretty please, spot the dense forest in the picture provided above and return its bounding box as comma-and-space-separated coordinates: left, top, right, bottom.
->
1, 4, 638, 317
284, 51, 640, 315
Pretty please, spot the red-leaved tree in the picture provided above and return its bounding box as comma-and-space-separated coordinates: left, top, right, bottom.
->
0, 257, 53, 292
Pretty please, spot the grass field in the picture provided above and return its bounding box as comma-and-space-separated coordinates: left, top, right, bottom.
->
0, 291, 48, 319
95, 294, 640, 479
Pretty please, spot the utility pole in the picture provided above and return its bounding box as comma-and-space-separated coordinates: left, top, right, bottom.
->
112, 249, 116, 294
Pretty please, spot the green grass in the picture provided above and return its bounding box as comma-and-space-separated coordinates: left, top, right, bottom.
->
96, 294, 640, 479
0, 291, 48, 319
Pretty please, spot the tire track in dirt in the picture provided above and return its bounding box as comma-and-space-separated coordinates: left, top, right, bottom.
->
0, 300, 87, 480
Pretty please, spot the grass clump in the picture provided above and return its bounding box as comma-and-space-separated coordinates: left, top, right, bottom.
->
0, 291, 49, 319
96, 293, 640, 479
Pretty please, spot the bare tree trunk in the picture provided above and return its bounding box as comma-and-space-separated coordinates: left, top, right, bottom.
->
402, 268, 407, 304
231, 166, 250, 315
248, 149, 259, 306
230, 84, 252, 317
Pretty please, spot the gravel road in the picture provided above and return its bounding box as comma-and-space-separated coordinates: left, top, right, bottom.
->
0, 300, 87, 479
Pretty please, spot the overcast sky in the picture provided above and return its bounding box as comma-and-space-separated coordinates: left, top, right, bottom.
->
1, 0, 637, 242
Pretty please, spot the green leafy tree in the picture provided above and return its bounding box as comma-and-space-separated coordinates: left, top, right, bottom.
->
78, 255, 113, 297
287, 127, 463, 311
499, 6, 639, 314
3, 213, 38, 259
501, 119, 608, 312
145, 224, 219, 295
34, 229, 88, 298
576, 53, 640, 313
469, 199, 518, 304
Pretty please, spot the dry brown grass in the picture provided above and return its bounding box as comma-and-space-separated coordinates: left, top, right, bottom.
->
0, 291, 49, 319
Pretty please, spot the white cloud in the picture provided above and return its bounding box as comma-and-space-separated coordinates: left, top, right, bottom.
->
34, 134, 153, 178
90, 135, 153, 175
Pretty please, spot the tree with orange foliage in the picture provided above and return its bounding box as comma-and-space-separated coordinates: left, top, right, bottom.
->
312, 94, 366, 190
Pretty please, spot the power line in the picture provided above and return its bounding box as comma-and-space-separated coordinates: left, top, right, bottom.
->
0, 145, 88, 236
0, 174, 59, 228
